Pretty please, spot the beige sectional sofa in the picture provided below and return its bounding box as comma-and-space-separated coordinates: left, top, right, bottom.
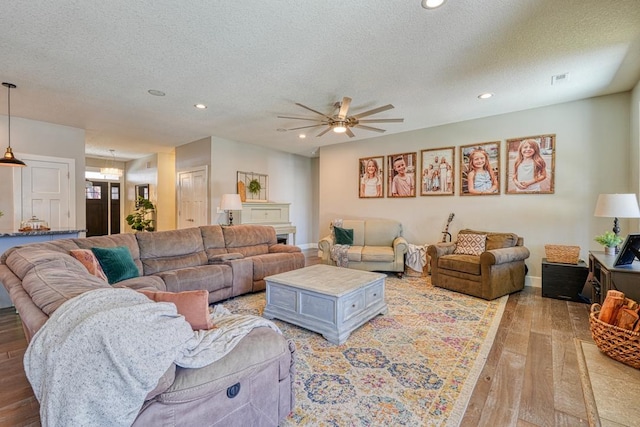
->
0, 224, 304, 426
318, 219, 408, 274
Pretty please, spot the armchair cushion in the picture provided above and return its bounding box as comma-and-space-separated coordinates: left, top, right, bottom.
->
453, 234, 486, 256
459, 229, 518, 250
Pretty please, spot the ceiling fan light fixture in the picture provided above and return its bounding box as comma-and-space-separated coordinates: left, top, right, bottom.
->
333, 122, 347, 133
0, 82, 26, 167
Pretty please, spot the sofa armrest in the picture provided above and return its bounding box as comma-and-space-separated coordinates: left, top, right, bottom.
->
269, 244, 301, 254
392, 236, 409, 254
318, 235, 334, 263
480, 246, 530, 266
427, 242, 456, 258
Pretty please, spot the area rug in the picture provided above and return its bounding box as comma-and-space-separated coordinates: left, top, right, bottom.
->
575, 339, 640, 427
223, 274, 507, 426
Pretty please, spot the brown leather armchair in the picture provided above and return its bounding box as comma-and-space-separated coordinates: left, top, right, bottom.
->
427, 229, 530, 300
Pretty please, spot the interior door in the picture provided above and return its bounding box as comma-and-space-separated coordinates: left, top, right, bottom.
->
177, 168, 208, 229
20, 158, 71, 228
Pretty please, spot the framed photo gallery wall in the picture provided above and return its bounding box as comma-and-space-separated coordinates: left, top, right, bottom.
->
357, 134, 555, 197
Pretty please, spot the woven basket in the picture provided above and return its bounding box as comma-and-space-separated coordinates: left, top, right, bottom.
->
544, 244, 580, 264
589, 304, 640, 369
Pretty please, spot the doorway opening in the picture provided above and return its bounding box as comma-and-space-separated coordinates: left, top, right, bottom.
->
85, 178, 120, 237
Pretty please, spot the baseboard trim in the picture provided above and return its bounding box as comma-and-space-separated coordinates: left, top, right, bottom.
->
526, 276, 541, 288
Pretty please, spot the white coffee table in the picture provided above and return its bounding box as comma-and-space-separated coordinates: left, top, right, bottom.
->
263, 264, 387, 344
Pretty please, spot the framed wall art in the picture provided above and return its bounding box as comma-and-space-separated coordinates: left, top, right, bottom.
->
460, 141, 500, 195
387, 152, 417, 198
359, 156, 384, 198
420, 147, 455, 196
505, 134, 555, 194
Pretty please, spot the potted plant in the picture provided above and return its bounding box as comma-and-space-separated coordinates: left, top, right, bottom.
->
594, 231, 623, 255
126, 196, 156, 232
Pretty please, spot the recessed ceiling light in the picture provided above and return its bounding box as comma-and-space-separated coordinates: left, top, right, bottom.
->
194, 104, 207, 109
299, 134, 306, 139
421, 0, 446, 9
478, 92, 494, 99
148, 89, 165, 96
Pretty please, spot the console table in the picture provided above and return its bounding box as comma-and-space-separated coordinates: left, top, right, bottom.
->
0, 229, 84, 308
234, 202, 296, 245
588, 251, 640, 304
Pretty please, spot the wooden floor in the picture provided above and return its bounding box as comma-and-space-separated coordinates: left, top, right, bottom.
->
0, 249, 594, 427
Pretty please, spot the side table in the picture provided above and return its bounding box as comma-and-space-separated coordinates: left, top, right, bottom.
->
541, 258, 589, 302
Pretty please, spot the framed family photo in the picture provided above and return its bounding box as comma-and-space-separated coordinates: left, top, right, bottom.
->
460, 141, 500, 196
358, 156, 384, 198
420, 147, 455, 196
387, 152, 417, 198
505, 134, 555, 194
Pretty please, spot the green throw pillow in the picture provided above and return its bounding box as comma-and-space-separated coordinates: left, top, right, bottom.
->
91, 246, 140, 284
334, 226, 354, 245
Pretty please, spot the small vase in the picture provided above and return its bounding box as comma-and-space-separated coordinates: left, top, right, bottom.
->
604, 246, 616, 256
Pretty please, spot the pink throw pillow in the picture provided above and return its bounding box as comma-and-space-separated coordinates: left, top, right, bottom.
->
69, 249, 108, 282
138, 289, 213, 331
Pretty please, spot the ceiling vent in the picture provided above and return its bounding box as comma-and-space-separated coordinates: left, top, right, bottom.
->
551, 73, 570, 85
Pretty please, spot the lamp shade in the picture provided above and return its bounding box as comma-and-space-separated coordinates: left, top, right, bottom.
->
593, 194, 640, 218
220, 194, 243, 211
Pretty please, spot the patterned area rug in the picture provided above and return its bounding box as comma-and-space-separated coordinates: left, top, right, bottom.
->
222, 274, 507, 426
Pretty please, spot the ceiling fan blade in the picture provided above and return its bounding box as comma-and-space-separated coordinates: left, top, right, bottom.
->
337, 97, 352, 120
358, 118, 404, 123
277, 115, 322, 121
354, 124, 387, 133
352, 104, 394, 119
287, 124, 326, 131
345, 127, 355, 138
316, 126, 333, 137
295, 103, 333, 119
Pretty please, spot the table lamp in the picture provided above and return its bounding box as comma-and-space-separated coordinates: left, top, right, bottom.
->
220, 194, 243, 225
593, 193, 640, 249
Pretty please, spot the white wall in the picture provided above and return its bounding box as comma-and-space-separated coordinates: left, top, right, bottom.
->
0, 117, 86, 229
319, 93, 634, 279
210, 137, 315, 247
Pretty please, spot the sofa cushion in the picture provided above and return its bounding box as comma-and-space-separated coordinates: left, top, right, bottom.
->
136, 228, 208, 275
222, 225, 277, 257
250, 252, 306, 281
361, 246, 395, 262
75, 234, 143, 274
334, 226, 354, 245
22, 258, 110, 316
342, 220, 365, 246
364, 219, 402, 247
5, 245, 81, 280
459, 229, 519, 250
92, 246, 140, 284
200, 225, 229, 259
347, 246, 363, 262
69, 249, 108, 282
438, 254, 482, 275
154, 264, 232, 295
138, 289, 213, 330
454, 234, 486, 256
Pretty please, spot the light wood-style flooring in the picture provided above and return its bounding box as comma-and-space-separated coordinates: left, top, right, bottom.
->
0, 249, 596, 426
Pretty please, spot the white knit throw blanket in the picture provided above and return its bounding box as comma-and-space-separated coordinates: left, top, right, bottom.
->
24, 288, 280, 427
329, 218, 350, 267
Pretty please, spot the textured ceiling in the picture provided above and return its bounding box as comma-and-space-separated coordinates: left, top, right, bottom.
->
0, 0, 639, 160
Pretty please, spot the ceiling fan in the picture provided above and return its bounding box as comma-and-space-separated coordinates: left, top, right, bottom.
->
278, 96, 404, 138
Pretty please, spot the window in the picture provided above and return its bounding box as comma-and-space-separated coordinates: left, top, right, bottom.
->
86, 185, 101, 200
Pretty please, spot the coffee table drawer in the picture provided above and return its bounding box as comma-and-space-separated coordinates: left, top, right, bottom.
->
342, 291, 365, 321
365, 282, 384, 307
269, 285, 297, 311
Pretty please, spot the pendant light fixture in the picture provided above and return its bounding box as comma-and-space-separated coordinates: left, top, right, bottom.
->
0, 82, 26, 167
100, 149, 123, 177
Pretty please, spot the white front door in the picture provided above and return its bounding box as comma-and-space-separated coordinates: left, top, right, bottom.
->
14, 156, 75, 229
177, 167, 208, 229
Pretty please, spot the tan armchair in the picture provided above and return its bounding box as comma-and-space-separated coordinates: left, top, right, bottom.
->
427, 229, 530, 300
